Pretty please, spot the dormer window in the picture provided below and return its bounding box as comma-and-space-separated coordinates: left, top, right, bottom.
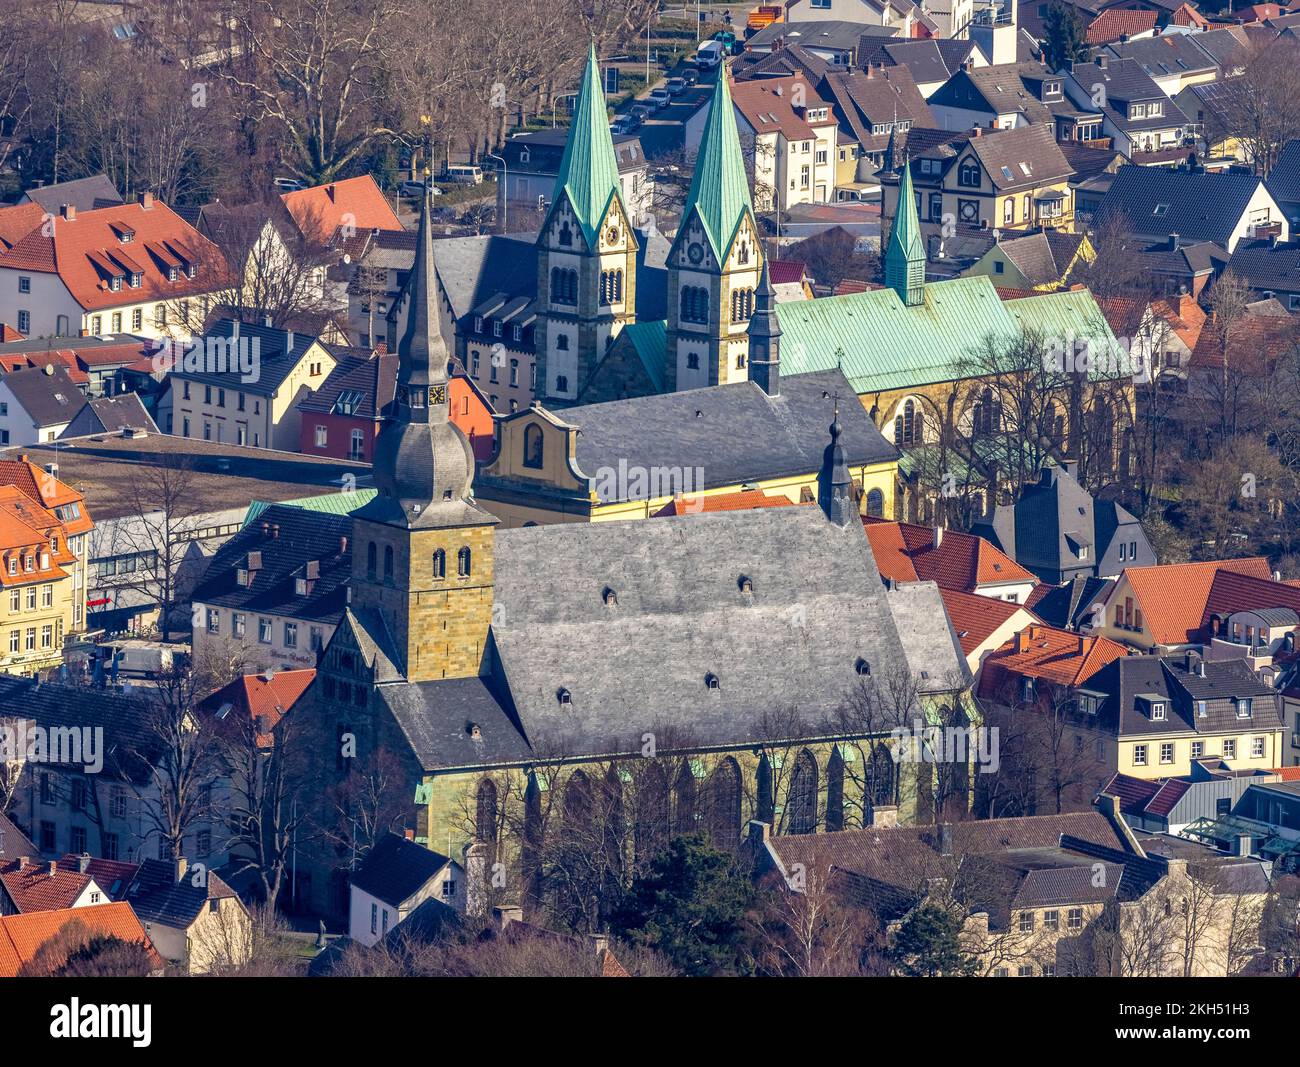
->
1236, 698, 1253, 718
130, 271, 142, 288
705, 672, 720, 690
467, 722, 482, 739
1151, 701, 1166, 721
167, 266, 179, 282
186, 263, 196, 279
110, 276, 122, 292
602, 586, 617, 606
557, 687, 571, 705
738, 575, 753, 594
855, 658, 871, 676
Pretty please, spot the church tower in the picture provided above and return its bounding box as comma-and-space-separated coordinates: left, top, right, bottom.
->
666, 73, 762, 392
350, 189, 500, 683
884, 160, 925, 308
535, 43, 638, 403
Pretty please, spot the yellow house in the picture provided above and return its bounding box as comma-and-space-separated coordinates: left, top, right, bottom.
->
966, 229, 1095, 292
0, 484, 79, 677
475, 369, 900, 527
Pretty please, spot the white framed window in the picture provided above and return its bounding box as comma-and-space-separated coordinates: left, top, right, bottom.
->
1160, 742, 1174, 764
1133, 744, 1147, 766
1223, 739, 1237, 759
1252, 737, 1265, 758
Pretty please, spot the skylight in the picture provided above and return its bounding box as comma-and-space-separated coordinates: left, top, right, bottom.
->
1153, 204, 1170, 216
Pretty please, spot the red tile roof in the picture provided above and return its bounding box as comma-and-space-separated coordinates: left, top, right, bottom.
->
0, 198, 231, 311
1200, 568, 1300, 630
281, 176, 403, 244
1121, 558, 1273, 644
1172, 3, 1210, 26
939, 587, 1036, 656
201, 668, 317, 745
978, 623, 1130, 697
1190, 312, 1295, 375
1236, 3, 1282, 22
0, 453, 93, 533
730, 75, 835, 143
653, 489, 798, 516
1273, 767, 1300, 781
0, 901, 163, 976
1085, 8, 1158, 43
0, 859, 95, 913
768, 259, 808, 285
863, 517, 1037, 591
0, 202, 45, 251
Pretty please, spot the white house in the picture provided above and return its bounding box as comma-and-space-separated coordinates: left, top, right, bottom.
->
348, 833, 466, 948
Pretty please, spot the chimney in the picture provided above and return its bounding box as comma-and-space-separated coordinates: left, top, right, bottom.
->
1015, 629, 1031, 653
77, 853, 90, 873
1060, 459, 1078, 480
271, 524, 280, 540
16, 856, 29, 869
1169, 232, 1180, 251
867, 804, 898, 829
971, 126, 982, 138
285, 329, 295, 353
139, 191, 154, 210
1270, 232, 1281, 249
47, 860, 57, 877
1096, 54, 1108, 68
60, 203, 75, 221
174, 857, 188, 884
326, 183, 336, 203
932, 526, 943, 548
493, 904, 524, 930
1274, 570, 1283, 582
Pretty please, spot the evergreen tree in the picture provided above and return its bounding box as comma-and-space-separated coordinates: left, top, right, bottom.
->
891, 903, 979, 976
1043, 3, 1090, 72
610, 834, 755, 976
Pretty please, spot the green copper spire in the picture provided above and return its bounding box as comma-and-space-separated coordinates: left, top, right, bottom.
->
549, 43, 622, 246
885, 160, 925, 307
678, 73, 753, 261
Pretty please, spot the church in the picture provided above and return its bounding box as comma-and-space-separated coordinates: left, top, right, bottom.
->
295, 184, 971, 919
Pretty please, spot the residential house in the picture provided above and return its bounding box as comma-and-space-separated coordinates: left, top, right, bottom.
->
731, 75, 841, 211
124, 857, 250, 974
348, 832, 465, 948
864, 517, 1040, 602
1101, 762, 1285, 837
743, 20, 903, 67
881, 124, 1075, 241
1085, 8, 1159, 43
475, 369, 900, 526
0, 855, 108, 914
280, 175, 403, 248
0, 901, 164, 976
967, 227, 1094, 289
1062, 55, 1189, 158
1097, 163, 1288, 253
1090, 558, 1274, 651
346, 228, 416, 348
781, 0, 920, 35
19, 173, 124, 214
60, 393, 158, 439
928, 62, 1054, 132
1227, 237, 1300, 310
1266, 138, 1300, 226
497, 130, 651, 229
189, 504, 350, 672
164, 318, 337, 449
973, 460, 1156, 584
940, 586, 1043, 671
1129, 233, 1229, 298
860, 37, 991, 99
812, 64, 935, 180
1024, 573, 1113, 631
1103, 31, 1219, 98
0, 365, 83, 446
0, 193, 229, 341
1097, 290, 1206, 383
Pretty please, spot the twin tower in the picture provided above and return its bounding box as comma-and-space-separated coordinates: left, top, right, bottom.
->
534, 45, 765, 401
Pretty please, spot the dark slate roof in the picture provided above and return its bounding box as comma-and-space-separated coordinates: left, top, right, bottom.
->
928, 64, 1053, 125
818, 68, 934, 154
0, 812, 36, 863
559, 369, 898, 502
967, 124, 1073, 191
191, 503, 350, 623
500, 129, 646, 176
348, 832, 452, 907
1083, 655, 1283, 738
1104, 32, 1218, 79
1059, 142, 1125, 183
126, 859, 238, 928
1266, 139, 1300, 210
1097, 164, 1266, 248
0, 365, 83, 428
1137, 236, 1230, 276
178, 319, 320, 394
997, 229, 1082, 286
1028, 575, 1113, 629
60, 393, 158, 438
733, 44, 836, 84
1068, 57, 1184, 132
748, 19, 896, 52
1229, 238, 1300, 292
297, 351, 397, 417
370, 502, 960, 772
22, 174, 124, 214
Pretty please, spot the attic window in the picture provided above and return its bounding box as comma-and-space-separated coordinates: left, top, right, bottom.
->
467, 722, 482, 740
1151, 701, 1166, 721
1236, 698, 1252, 718
557, 687, 571, 706
1153, 204, 1170, 217
855, 658, 871, 676
738, 575, 753, 594
602, 586, 617, 606
705, 672, 720, 690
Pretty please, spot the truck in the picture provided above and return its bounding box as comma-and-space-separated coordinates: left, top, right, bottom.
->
747, 5, 783, 33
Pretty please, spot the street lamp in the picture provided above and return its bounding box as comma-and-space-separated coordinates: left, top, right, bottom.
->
486, 151, 507, 232
553, 91, 579, 128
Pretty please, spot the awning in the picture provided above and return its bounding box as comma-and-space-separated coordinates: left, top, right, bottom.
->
86, 596, 111, 607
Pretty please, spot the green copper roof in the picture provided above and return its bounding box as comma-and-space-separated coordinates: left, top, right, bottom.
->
679, 75, 753, 261
244, 489, 378, 527
776, 277, 1122, 394
884, 161, 924, 276
621, 320, 668, 393
550, 43, 622, 246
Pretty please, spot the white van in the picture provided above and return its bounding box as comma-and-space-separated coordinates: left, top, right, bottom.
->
696, 40, 724, 70
445, 164, 484, 185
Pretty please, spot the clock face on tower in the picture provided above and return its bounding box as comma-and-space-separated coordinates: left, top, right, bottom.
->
687, 241, 705, 266
606, 225, 620, 245
429, 385, 447, 406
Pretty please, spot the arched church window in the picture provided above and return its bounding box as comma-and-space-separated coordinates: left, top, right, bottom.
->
866, 488, 885, 517
558, 221, 573, 247
475, 779, 498, 843
786, 749, 818, 835
896, 398, 923, 447
523, 423, 544, 469
366, 542, 377, 579
458, 546, 471, 577
973, 387, 1001, 437
383, 545, 394, 583
432, 549, 446, 580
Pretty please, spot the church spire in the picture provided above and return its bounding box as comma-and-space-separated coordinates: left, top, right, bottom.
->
884, 160, 925, 307
549, 42, 622, 247
678, 72, 752, 262
747, 257, 781, 396
818, 402, 855, 528
361, 190, 489, 531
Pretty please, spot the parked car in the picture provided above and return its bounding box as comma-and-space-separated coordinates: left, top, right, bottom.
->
630, 103, 654, 122
648, 87, 672, 108
611, 118, 634, 136
399, 180, 442, 198
696, 40, 724, 70
443, 164, 485, 184
665, 77, 687, 96
273, 176, 306, 192
682, 68, 700, 86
